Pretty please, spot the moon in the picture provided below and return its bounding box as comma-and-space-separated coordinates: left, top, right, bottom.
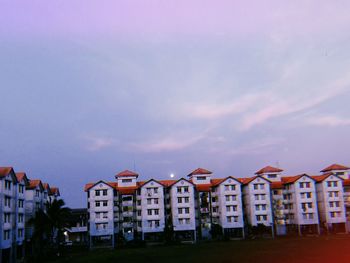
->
170, 173, 175, 178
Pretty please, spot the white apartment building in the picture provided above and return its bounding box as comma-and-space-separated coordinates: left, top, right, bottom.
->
240, 176, 273, 231
0, 167, 19, 263
1, 166, 61, 262
169, 178, 196, 242
211, 176, 244, 238
314, 173, 346, 233
86, 181, 116, 248
85, 164, 350, 246
281, 174, 320, 235
15, 172, 28, 259
139, 179, 165, 241
25, 179, 45, 240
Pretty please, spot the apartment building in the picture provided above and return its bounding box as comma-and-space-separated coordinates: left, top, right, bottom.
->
138, 179, 166, 241
211, 176, 244, 238
169, 178, 196, 242
1, 166, 61, 263
240, 175, 273, 232
85, 164, 350, 247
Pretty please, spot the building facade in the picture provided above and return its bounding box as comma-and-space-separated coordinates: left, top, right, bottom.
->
85, 163, 350, 247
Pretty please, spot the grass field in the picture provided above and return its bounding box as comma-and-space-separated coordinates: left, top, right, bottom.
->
50, 235, 350, 263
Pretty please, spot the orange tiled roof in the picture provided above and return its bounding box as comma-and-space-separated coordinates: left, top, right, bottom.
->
27, 179, 42, 189
271, 181, 283, 189
115, 170, 139, 178
16, 172, 27, 182
237, 176, 260, 185
159, 180, 176, 187
187, 168, 212, 176
0, 167, 14, 178
321, 164, 350, 173
255, 166, 283, 175
343, 179, 350, 186
195, 184, 212, 192
312, 172, 334, 182
211, 178, 226, 187
50, 187, 60, 196
116, 186, 138, 195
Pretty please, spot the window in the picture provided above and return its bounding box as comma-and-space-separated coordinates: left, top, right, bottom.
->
154, 188, 158, 194
5, 180, 11, 190
227, 216, 232, 223
35, 190, 40, 197
18, 229, 23, 238
177, 187, 181, 193
225, 185, 229, 191
103, 201, 108, 206
137, 200, 141, 206
4, 230, 10, 240
4, 213, 11, 223
184, 186, 189, 193
254, 184, 258, 190
155, 220, 160, 227
184, 207, 190, 214
260, 184, 265, 190
122, 179, 132, 183
231, 185, 236, 191
18, 213, 24, 223
103, 189, 108, 196
184, 197, 189, 203
154, 209, 159, 215
178, 197, 182, 203
137, 210, 141, 216
19, 185, 24, 193
226, 206, 231, 212
147, 199, 152, 205
95, 201, 100, 207
197, 176, 206, 180
95, 190, 100, 196
268, 174, 277, 179
178, 208, 183, 214
103, 212, 108, 218
5, 196, 11, 207
154, 198, 159, 204
306, 192, 312, 198
18, 199, 24, 208
185, 218, 190, 224
225, 195, 230, 202
148, 209, 152, 215
96, 212, 100, 218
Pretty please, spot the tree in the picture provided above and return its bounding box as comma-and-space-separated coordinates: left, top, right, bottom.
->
46, 199, 71, 251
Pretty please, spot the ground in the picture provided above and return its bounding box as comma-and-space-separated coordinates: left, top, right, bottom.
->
50, 235, 350, 263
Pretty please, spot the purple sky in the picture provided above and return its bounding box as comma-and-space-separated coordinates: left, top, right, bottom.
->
1, 1, 350, 208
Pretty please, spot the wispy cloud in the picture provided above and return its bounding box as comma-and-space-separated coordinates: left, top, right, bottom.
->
128, 134, 206, 153
229, 137, 285, 155
239, 75, 350, 130
82, 134, 115, 152
306, 115, 350, 127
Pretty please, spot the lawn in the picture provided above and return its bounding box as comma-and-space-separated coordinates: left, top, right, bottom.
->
50, 235, 350, 263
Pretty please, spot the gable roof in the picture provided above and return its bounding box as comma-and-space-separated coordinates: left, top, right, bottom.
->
27, 179, 44, 190
211, 176, 241, 187
320, 164, 350, 173
16, 172, 29, 184
312, 173, 343, 183
187, 168, 212, 176
238, 175, 271, 185
115, 170, 139, 178
84, 180, 116, 192
50, 187, 60, 196
271, 181, 283, 189
281, 174, 315, 184
0, 167, 14, 178
255, 166, 283, 175
171, 177, 195, 187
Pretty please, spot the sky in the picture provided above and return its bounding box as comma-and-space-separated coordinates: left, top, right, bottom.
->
1, 1, 350, 208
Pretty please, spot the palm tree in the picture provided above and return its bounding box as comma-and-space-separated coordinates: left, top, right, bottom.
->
28, 209, 51, 260
46, 199, 71, 250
